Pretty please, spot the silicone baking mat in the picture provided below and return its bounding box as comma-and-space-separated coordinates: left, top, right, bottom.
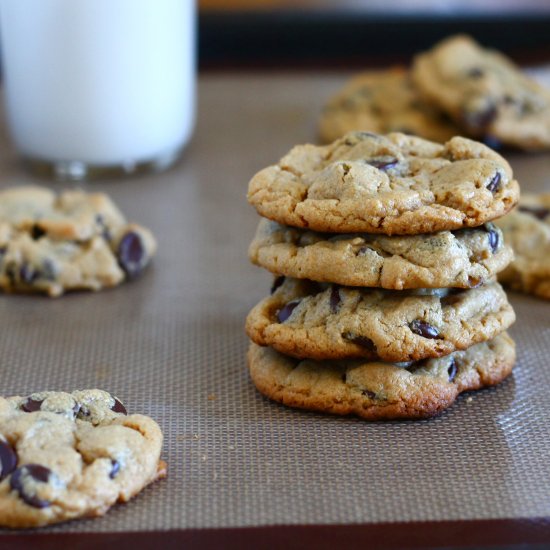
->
1, 72, 550, 545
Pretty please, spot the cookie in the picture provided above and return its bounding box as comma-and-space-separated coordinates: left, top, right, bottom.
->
319, 67, 459, 144
0, 186, 156, 296
496, 193, 550, 299
247, 131, 519, 235
245, 278, 515, 361
248, 332, 515, 420
249, 218, 512, 289
0, 389, 166, 528
412, 35, 550, 150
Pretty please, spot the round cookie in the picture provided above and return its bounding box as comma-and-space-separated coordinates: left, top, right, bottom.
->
319, 67, 459, 144
246, 278, 515, 361
248, 332, 515, 420
496, 193, 550, 299
247, 131, 519, 235
250, 218, 512, 289
0, 389, 166, 528
0, 186, 156, 296
412, 35, 550, 151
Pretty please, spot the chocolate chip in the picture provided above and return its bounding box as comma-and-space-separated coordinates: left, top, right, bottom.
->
483, 223, 499, 252
40, 259, 57, 281
117, 231, 146, 278
410, 320, 440, 339
10, 464, 52, 508
482, 135, 502, 150
111, 398, 127, 415
30, 225, 46, 240
21, 398, 44, 413
488, 232, 499, 253
464, 103, 497, 130
355, 131, 378, 139
367, 158, 398, 171
341, 373, 347, 383
486, 172, 501, 194
518, 206, 550, 220
270, 276, 285, 294
277, 299, 301, 323
329, 286, 341, 314
361, 389, 377, 399
0, 440, 17, 481
109, 459, 120, 479
342, 332, 377, 352
447, 358, 457, 382
19, 263, 38, 284
95, 215, 112, 241
467, 67, 484, 78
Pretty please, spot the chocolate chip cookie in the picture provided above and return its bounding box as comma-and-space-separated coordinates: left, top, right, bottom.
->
248, 332, 515, 420
247, 132, 519, 235
496, 193, 550, 299
319, 68, 459, 144
246, 278, 515, 361
412, 35, 550, 150
250, 218, 512, 289
0, 186, 156, 296
0, 389, 166, 528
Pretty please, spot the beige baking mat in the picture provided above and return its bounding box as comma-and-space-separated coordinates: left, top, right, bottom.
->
1, 72, 550, 533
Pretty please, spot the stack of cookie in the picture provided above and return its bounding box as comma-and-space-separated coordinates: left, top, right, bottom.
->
246, 131, 519, 419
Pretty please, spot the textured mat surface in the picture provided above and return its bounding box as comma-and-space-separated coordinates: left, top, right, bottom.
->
0, 72, 550, 533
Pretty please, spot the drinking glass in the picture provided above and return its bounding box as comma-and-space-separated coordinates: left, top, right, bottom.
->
0, 0, 196, 180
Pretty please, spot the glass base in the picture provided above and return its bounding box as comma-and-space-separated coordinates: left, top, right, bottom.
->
21, 147, 182, 181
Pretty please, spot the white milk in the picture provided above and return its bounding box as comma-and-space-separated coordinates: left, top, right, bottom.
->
0, 0, 195, 172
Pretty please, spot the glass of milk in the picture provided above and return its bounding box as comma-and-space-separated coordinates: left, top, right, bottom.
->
0, 0, 196, 180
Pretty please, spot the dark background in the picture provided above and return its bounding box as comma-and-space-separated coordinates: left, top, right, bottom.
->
198, 0, 550, 68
